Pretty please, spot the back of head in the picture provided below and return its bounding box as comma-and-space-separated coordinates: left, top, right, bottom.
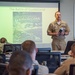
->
8, 50, 33, 75
21, 40, 36, 55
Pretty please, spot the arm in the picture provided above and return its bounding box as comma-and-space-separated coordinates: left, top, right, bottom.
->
47, 23, 59, 36
54, 63, 66, 75
64, 31, 69, 35
47, 31, 59, 36
64, 23, 70, 35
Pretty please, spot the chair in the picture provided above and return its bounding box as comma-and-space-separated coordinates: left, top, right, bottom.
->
69, 64, 75, 75
0, 54, 6, 75
64, 41, 75, 55
0, 63, 7, 75
0, 54, 6, 63
38, 48, 51, 52
36, 52, 61, 73
32, 65, 39, 75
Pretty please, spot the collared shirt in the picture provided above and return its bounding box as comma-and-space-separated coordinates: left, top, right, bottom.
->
47, 20, 70, 40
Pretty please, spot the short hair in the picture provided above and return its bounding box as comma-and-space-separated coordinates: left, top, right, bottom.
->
55, 11, 60, 16
21, 40, 36, 54
8, 50, 33, 75
0, 37, 7, 43
71, 43, 75, 55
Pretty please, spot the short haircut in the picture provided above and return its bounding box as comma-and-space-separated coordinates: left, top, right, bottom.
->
71, 43, 75, 55
55, 11, 60, 16
21, 40, 36, 54
0, 37, 7, 43
8, 50, 33, 75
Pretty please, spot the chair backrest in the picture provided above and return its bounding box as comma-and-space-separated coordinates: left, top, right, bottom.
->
32, 65, 39, 75
36, 52, 61, 73
38, 48, 51, 52
0, 63, 7, 75
64, 41, 75, 55
0, 54, 6, 63
69, 64, 75, 75
0, 54, 6, 75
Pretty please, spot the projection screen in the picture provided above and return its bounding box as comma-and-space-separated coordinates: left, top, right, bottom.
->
0, 2, 59, 48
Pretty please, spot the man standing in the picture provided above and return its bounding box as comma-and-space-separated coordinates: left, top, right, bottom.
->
47, 11, 70, 50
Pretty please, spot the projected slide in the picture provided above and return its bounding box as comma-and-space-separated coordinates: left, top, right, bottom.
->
0, 2, 58, 48
13, 12, 42, 43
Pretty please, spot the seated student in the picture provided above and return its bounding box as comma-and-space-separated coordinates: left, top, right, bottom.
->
7, 50, 33, 75
0, 37, 9, 53
21, 40, 49, 75
54, 43, 75, 75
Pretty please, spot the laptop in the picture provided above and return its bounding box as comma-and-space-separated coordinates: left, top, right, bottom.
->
36, 52, 61, 73
3, 44, 22, 53
69, 64, 75, 75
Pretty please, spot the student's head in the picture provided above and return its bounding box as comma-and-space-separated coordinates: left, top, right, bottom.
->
70, 43, 75, 57
22, 40, 37, 61
55, 11, 61, 21
8, 50, 33, 75
0, 37, 7, 43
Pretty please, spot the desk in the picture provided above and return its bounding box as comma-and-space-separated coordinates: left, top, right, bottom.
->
61, 55, 70, 64
51, 50, 70, 62
5, 52, 70, 73
61, 55, 70, 60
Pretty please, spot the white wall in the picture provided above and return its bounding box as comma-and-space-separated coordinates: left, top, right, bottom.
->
74, 0, 75, 39
60, 0, 74, 42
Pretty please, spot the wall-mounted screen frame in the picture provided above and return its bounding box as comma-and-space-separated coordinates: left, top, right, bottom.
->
0, 1, 60, 48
